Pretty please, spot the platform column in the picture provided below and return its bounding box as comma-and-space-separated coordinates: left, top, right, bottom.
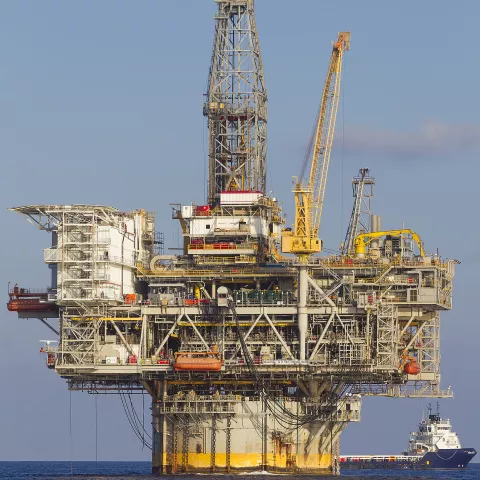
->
262, 396, 268, 471
298, 265, 308, 360
151, 380, 167, 475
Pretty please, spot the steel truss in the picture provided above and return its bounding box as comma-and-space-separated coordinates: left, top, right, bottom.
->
342, 169, 375, 255
52, 257, 454, 399
205, 0, 267, 202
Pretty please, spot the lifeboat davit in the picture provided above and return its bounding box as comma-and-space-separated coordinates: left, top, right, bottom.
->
404, 359, 421, 375
174, 347, 223, 372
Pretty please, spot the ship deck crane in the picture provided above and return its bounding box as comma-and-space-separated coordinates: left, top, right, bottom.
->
282, 32, 350, 263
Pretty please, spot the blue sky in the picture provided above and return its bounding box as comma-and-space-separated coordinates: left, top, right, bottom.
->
1, 0, 479, 461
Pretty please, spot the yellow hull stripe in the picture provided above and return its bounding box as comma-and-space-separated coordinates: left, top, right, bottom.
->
162, 452, 333, 471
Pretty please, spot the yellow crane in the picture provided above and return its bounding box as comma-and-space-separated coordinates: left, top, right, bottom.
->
354, 229, 425, 258
282, 32, 350, 262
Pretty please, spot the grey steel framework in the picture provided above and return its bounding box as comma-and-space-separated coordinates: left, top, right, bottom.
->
205, 0, 267, 202
342, 168, 375, 255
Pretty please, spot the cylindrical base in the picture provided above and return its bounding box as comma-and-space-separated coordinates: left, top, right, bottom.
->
155, 453, 335, 474
151, 399, 347, 475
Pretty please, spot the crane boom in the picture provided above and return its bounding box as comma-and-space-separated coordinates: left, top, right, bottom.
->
309, 32, 350, 236
282, 32, 350, 261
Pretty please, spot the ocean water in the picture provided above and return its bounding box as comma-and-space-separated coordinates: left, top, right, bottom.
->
0, 462, 479, 480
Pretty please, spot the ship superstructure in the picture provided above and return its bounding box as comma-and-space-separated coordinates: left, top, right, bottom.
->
407, 405, 462, 455
7, 0, 458, 475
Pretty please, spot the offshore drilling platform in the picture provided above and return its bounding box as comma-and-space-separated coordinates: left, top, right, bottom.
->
8, 0, 456, 475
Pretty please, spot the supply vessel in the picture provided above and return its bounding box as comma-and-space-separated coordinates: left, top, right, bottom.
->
341, 405, 476, 469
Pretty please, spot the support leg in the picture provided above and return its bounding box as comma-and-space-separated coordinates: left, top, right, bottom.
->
226, 415, 231, 473
210, 413, 217, 473
298, 265, 308, 360
151, 380, 166, 475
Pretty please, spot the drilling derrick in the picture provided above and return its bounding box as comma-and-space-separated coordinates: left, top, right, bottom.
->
205, 0, 267, 203
8, 1, 458, 477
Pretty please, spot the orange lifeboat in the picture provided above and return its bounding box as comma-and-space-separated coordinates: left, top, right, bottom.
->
404, 358, 421, 375
174, 346, 223, 372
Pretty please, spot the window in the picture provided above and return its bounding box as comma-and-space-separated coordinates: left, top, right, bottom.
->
206, 224, 210, 229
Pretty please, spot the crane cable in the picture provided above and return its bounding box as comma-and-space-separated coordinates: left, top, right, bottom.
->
299, 106, 321, 184
340, 62, 346, 246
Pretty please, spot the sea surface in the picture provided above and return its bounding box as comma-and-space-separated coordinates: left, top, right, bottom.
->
0, 462, 479, 480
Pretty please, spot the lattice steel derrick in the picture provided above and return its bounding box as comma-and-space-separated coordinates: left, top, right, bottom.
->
342, 168, 375, 255
205, 0, 267, 203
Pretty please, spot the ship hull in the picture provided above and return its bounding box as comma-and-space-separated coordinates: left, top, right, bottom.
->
341, 448, 477, 470
419, 448, 477, 469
